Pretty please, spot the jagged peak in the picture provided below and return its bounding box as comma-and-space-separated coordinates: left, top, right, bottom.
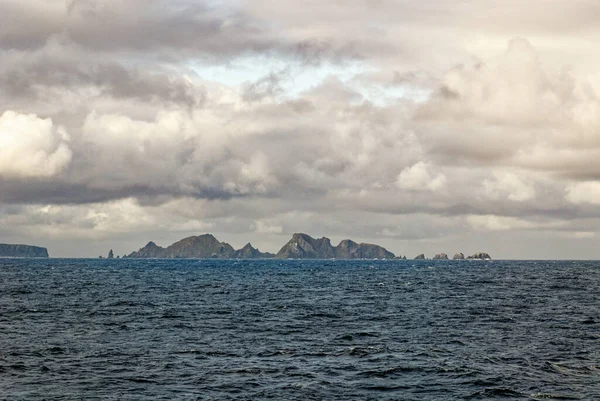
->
196, 233, 218, 240
291, 232, 313, 240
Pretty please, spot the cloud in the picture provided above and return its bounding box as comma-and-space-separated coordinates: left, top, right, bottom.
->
482, 171, 536, 202
396, 162, 447, 191
0, 111, 72, 178
415, 38, 600, 182
568, 231, 596, 239
466, 215, 537, 231
566, 181, 600, 205
251, 219, 283, 234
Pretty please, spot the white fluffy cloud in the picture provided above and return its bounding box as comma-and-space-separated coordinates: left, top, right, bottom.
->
396, 162, 447, 191
482, 171, 536, 202
565, 181, 600, 205
416, 38, 600, 178
0, 111, 72, 178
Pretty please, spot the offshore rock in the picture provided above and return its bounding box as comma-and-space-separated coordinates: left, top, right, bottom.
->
0, 243, 49, 258
107, 249, 114, 259
414, 254, 426, 260
453, 253, 465, 260
275, 233, 395, 259
467, 252, 492, 260
433, 253, 448, 260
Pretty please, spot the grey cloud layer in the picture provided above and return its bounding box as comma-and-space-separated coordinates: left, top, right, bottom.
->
1, 0, 600, 257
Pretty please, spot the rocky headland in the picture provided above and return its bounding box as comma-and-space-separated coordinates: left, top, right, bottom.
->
0, 243, 49, 258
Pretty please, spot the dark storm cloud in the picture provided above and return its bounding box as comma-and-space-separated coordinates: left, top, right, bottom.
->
0, 56, 205, 107
0, 0, 358, 65
1, 1, 267, 54
0, 178, 244, 205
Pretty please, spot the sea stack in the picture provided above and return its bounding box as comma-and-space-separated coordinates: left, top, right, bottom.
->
433, 253, 448, 260
107, 249, 114, 259
414, 254, 425, 260
453, 253, 465, 260
467, 252, 492, 260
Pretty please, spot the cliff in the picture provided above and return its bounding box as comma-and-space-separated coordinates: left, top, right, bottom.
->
275, 233, 395, 259
0, 243, 49, 258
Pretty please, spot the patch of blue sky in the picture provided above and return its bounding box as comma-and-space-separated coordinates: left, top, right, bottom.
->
189, 55, 431, 105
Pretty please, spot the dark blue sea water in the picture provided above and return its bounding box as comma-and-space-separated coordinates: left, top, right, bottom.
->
1, 259, 599, 400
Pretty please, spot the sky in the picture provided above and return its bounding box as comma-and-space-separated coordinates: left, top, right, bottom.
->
2, 0, 600, 259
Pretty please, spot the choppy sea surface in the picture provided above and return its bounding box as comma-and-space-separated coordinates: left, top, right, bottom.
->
1, 259, 599, 400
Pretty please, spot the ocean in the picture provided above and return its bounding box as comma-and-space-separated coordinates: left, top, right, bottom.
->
1, 259, 599, 400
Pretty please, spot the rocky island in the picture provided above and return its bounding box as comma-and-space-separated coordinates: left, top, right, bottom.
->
275, 233, 395, 259
0, 243, 49, 258
127, 234, 273, 259
126, 233, 395, 260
